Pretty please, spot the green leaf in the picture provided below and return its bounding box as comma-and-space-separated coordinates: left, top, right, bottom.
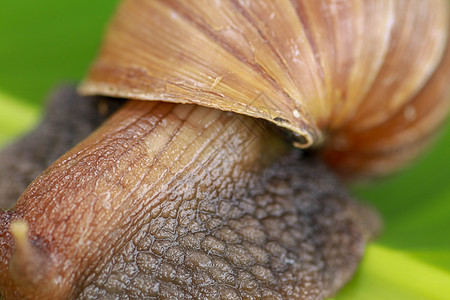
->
1, 1, 449, 299
335, 244, 450, 300
333, 120, 450, 299
0, 91, 39, 145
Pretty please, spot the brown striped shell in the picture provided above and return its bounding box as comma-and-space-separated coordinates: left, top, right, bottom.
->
80, 0, 450, 178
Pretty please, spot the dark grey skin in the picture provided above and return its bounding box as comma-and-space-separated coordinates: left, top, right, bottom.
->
0, 86, 379, 299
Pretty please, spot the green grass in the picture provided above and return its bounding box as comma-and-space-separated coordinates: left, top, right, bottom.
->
1, 1, 449, 299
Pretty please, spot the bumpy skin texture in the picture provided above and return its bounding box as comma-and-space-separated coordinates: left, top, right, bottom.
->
78, 153, 378, 300
0, 87, 378, 299
0, 86, 122, 209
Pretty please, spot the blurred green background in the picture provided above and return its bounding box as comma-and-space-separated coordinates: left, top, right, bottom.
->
0, 1, 449, 299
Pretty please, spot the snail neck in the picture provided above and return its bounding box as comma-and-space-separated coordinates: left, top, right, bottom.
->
0, 101, 288, 299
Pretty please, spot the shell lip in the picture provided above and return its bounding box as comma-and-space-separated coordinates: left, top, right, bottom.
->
78, 80, 321, 149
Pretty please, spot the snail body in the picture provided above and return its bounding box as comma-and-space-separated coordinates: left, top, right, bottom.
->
0, 96, 377, 299
1, 0, 449, 299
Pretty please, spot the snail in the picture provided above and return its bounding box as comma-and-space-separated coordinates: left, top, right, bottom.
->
1, 0, 449, 299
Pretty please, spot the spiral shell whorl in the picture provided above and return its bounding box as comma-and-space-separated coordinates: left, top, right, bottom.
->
80, 0, 450, 177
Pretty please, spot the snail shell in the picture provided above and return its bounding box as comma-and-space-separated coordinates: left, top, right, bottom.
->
80, 0, 450, 177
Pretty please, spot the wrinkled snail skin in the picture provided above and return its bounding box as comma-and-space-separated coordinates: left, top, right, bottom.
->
0, 100, 284, 298
0, 96, 378, 299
